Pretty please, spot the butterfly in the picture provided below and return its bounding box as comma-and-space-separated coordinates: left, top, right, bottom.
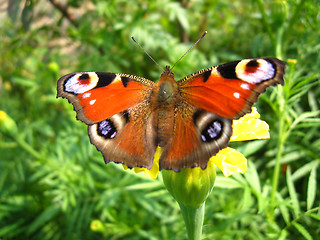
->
57, 57, 285, 172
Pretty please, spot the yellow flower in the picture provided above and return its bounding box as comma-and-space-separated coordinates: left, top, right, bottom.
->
213, 107, 270, 177
0, 110, 18, 136
122, 147, 161, 179
123, 107, 269, 179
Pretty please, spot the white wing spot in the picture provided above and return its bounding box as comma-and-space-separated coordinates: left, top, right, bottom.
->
236, 60, 275, 84
64, 73, 99, 94
233, 92, 240, 99
89, 99, 96, 105
82, 92, 91, 98
241, 83, 250, 90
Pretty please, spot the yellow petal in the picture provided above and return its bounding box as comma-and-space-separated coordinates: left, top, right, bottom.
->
0, 110, 18, 135
210, 147, 247, 177
231, 107, 270, 141
122, 147, 162, 179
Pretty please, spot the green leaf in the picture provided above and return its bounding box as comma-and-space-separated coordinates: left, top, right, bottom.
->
276, 193, 290, 224
291, 160, 319, 181
286, 166, 300, 217
292, 222, 313, 240
309, 213, 320, 221
240, 186, 253, 210
22, 0, 33, 30
307, 167, 317, 210
245, 161, 261, 195
27, 205, 60, 235
126, 181, 163, 191
0, 219, 25, 237
214, 176, 243, 189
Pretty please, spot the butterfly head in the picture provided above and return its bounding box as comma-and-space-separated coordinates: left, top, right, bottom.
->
156, 66, 177, 104
163, 65, 174, 76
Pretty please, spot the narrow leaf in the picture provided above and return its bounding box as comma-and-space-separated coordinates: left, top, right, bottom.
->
292, 160, 318, 181
309, 213, 320, 221
27, 205, 60, 235
22, 0, 33, 30
286, 166, 300, 217
307, 167, 317, 210
245, 161, 261, 195
214, 176, 243, 189
276, 192, 290, 224
292, 222, 313, 240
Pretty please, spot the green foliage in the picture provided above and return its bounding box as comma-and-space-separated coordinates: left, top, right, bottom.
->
1, 0, 319, 239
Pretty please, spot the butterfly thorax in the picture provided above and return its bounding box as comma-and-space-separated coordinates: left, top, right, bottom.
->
151, 67, 178, 147
157, 67, 177, 104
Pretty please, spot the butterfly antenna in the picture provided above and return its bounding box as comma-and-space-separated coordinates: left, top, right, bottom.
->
131, 36, 164, 72
171, 31, 207, 70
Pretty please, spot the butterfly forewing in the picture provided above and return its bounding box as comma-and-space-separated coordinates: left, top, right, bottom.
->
57, 72, 154, 124
178, 57, 285, 119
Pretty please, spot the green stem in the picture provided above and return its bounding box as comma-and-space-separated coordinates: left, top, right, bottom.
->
255, 0, 275, 47
271, 117, 284, 203
270, 85, 287, 219
269, 3, 286, 217
284, 0, 306, 44
14, 135, 42, 160
179, 202, 205, 240
275, 27, 284, 59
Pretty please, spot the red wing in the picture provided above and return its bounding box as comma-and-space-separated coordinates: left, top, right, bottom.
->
88, 105, 156, 169
57, 72, 154, 124
159, 107, 232, 171
178, 57, 285, 119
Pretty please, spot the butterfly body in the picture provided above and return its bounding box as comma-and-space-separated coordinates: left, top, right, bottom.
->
57, 57, 285, 171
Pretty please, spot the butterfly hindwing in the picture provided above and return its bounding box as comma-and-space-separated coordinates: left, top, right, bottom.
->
159, 107, 232, 171
88, 106, 156, 169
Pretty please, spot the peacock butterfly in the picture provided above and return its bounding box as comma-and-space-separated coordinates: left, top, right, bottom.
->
57, 47, 285, 172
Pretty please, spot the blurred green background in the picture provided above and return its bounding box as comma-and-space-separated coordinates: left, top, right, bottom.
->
0, 0, 319, 239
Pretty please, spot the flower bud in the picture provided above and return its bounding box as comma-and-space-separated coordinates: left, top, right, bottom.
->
48, 62, 59, 74
162, 161, 216, 208
0, 110, 18, 136
90, 220, 105, 233
271, 0, 288, 25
